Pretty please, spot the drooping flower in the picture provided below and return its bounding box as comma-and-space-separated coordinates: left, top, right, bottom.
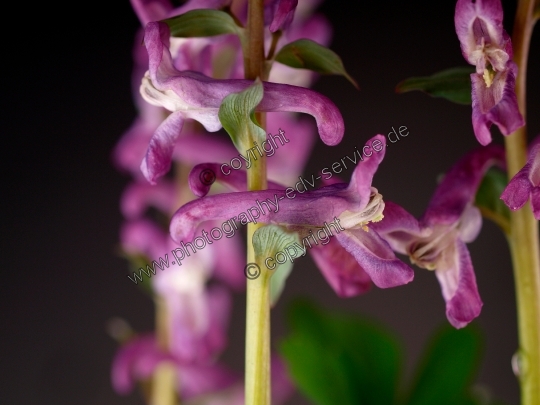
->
173, 135, 415, 291
372, 145, 506, 328
501, 135, 540, 219
139, 21, 344, 184
454, 0, 524, 145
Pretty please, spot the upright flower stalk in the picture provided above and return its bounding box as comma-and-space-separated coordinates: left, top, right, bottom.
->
244, 1, 271, 404
507, 0, 540, 402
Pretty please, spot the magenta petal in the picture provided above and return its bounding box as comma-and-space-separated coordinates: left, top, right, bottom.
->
269, 0, 298, 32
310, 237, 371, 297
169, 185, 351, 243
501, 140, 540, 218
455, 0, 505, 65
121, 180, 176, 218
141, 111, 185, 184
111, 334, 172, 394
335, 229, 414, 288
370, 201, 430, 255
501, 169, 532, 211
471, 65, 524, 145
131, 0, 172, 25
271, 355, 295, 405
423, 144, 505, 226
210, 232, 246, 290
173, 133, 239, 165
121, 219, 169, 259
180, 362, 237, 399
435, 239, 482, 328
346, 134, 386, 209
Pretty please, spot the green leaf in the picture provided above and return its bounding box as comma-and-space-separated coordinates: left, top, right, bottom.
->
252, 225, 300, 305
396, 67, 475, 105
218, 78, 266, 151
475, 167, 510, 234
405, 324, 483, 405
274, 39, 358, 88
280, 300, 402, 405
162, 9, 242, 38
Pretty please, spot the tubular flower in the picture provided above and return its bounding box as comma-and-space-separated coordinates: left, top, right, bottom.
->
173, 135, 415, 291
372, 145, 506, 328
454, 0, 524, 145
501, 135, 540, 219
139, 21, 344, 184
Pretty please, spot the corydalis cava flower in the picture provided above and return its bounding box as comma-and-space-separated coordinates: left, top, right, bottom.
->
139, 22, 344, 184
501, 135, 540, 219
372, 145, 506, 328
454, 0, 524, 145
175, 135, 415, 290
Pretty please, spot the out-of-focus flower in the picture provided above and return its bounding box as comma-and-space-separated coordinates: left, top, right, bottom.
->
111, 333, 237, 397
372, 145, 506, 328
454, 0, 524, 145
174, 135, 415, 291
139, 22, 344, 184
501, 135, 540, 219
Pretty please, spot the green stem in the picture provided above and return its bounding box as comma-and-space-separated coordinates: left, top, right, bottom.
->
508, 1, 540, 404
244, 1, 271, 404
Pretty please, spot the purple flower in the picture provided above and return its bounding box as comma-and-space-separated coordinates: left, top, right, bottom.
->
111, 333, 237, 397
139, 21, 344, 184
372, 145, 506, 328
455, 0, 524, 145
173, 135, 415, 291
501, 135, 540, 219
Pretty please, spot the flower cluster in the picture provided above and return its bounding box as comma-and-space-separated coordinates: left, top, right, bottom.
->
111, 0, 537, 402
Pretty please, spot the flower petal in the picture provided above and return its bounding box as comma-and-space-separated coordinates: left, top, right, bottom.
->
471, 64, 524, 144
435, 239, 482, 328
169, 184, 351, 243
310, 237, 372, 297
455, 0, 505, 66
140, 111, 186, 184
131, 0, 172, 25
423, 144, 505, 226
111, 334, 172, 394
370, 201, 431, 254
500, 168, 532, 211
345, 134, 386, 210
121, 180, 176, 218
335, 228, 414, 288
269, 0, 298, 33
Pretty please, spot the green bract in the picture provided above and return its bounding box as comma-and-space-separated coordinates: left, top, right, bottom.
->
252, 225, 299, 305
162, 9, 243, 38
218, 78, 266, 152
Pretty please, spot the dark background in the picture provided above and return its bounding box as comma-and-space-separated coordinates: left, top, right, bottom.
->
2, 0, 539, 404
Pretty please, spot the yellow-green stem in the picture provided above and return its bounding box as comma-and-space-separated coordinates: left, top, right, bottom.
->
508, 1, 540, 404
244, 1, 270, 404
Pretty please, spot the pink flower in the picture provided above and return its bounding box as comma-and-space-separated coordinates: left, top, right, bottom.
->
454, 0, 524, 145
501, 135, 540, 219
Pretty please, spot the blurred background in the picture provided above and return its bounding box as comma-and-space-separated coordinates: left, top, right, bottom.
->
2, 0, 539, 404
